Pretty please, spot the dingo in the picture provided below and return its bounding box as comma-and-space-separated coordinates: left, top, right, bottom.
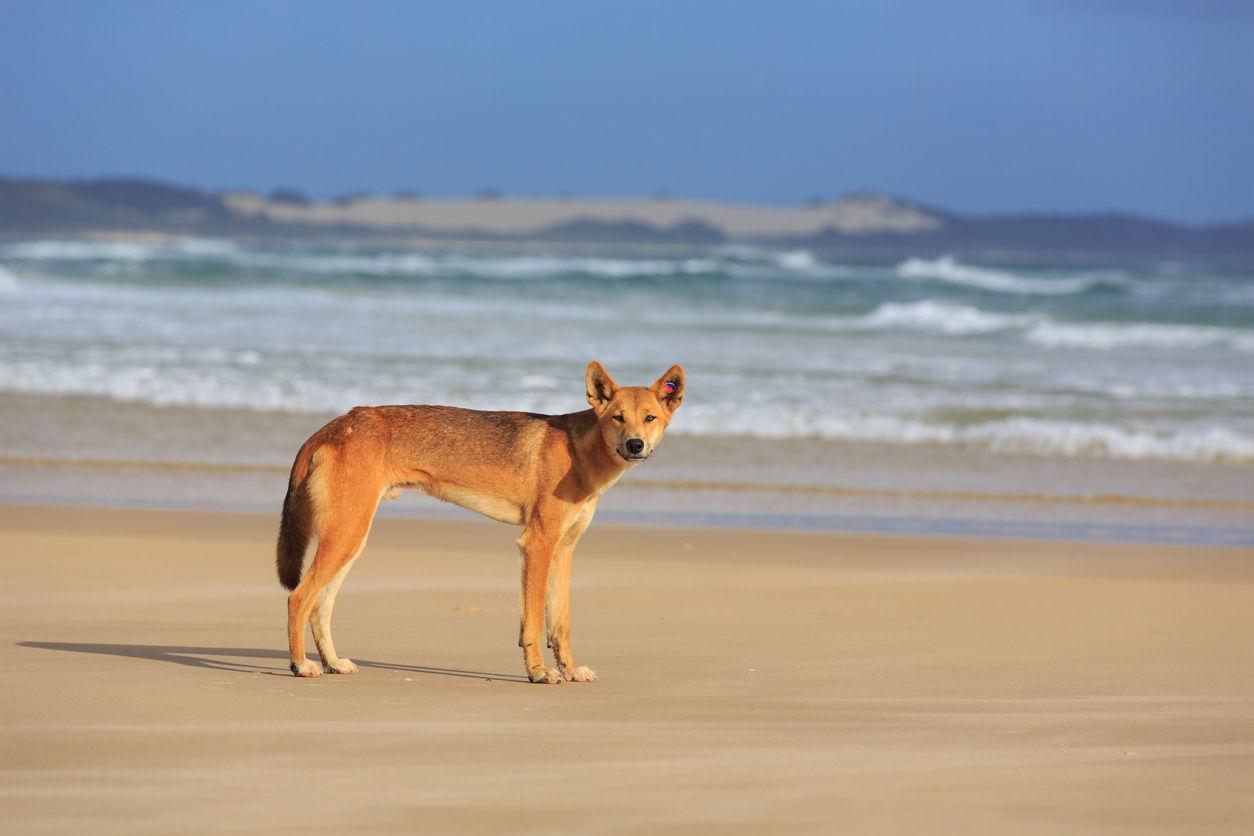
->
276, 361, 684, 683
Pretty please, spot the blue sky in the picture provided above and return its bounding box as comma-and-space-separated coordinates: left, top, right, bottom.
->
1, 0, 1251, 224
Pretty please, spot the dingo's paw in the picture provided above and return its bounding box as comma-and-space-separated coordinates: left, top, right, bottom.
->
324, 658, 357, 675
291, 659, 322, 678
529, 666, 564, 684
562, 665, 597, 682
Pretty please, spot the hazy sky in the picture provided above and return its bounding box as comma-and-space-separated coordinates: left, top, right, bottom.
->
1, 1, 1251, 223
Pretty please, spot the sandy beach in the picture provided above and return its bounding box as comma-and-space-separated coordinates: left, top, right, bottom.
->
4, 3, 1253, 832
3, 501, 1251, 834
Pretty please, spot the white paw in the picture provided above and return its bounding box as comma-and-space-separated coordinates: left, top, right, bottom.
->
529, 666, 563, 684
291, 658, 322, 678
324, 658, 358, 675
563, 665, 597, 682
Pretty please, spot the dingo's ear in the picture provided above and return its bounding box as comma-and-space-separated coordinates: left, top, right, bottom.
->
651, 365, 685, 413
586, 361, 619, 413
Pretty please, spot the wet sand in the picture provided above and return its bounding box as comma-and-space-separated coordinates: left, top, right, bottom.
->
3, 503, 1252, 834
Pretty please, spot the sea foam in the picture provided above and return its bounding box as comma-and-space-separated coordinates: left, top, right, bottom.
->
1027, 321, 1254, 352
0, 238, 240, 262
3, 240, 1251, 467
675, 408, 1254, 464
962, 418, 1254, 463
896, 256, 1101, 295
0, 264, 20, 291
859, 300, 1039, 335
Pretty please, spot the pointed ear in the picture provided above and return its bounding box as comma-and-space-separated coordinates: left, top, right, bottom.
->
650, 364, 685, 413
586, 361, 619, 413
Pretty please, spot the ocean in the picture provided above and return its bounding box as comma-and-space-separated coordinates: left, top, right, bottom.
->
2, 239, 1252, 541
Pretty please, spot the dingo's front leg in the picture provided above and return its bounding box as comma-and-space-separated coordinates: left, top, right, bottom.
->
546, 500, 597, 682
518, 523, 562, 684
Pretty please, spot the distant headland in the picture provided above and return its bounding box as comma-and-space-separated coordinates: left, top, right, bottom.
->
2, 176, 1251, 260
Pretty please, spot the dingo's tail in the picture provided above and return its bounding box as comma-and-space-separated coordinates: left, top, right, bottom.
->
276, 439, 319, 591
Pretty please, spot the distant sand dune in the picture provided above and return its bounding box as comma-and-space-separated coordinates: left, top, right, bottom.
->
221, 192, 943, 238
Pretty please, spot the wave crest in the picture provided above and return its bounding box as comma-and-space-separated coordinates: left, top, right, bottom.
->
896, 256, 1104, 295
859, 301, 1039, 335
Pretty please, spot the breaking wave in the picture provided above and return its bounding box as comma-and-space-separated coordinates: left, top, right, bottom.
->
896, 256, 1108, 295
858, 301, 1039, 335
3, 239, 1252, 467
850, 301, 1254, 351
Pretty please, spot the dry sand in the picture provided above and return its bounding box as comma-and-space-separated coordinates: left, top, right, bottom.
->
2, 503, 1252, 834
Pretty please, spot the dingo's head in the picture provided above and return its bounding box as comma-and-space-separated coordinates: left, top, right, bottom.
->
586, 361, 684, 463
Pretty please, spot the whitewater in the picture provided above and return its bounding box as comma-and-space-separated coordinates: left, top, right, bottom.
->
1, 240, 1252, 464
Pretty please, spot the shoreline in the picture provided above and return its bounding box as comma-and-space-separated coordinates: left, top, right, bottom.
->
7, 451, 1253, 512
3, 391, 1253, 546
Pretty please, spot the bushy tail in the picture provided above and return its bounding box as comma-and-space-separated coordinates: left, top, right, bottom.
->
276, 441, 319, 591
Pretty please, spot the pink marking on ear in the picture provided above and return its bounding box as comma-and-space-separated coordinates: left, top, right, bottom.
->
664, 382, 676, 393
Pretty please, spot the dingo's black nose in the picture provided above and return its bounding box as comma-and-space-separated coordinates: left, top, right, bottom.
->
625, 438, 645, 455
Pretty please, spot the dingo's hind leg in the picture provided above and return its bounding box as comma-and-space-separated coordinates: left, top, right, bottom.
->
288, 501, 376, 678
310, 548, 365, 674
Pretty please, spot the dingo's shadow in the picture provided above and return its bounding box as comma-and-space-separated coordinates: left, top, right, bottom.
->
17, 642, 528, 682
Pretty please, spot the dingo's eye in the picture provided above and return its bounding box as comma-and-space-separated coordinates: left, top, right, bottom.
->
645, 415, 656, 422
613, 414, 625, 423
